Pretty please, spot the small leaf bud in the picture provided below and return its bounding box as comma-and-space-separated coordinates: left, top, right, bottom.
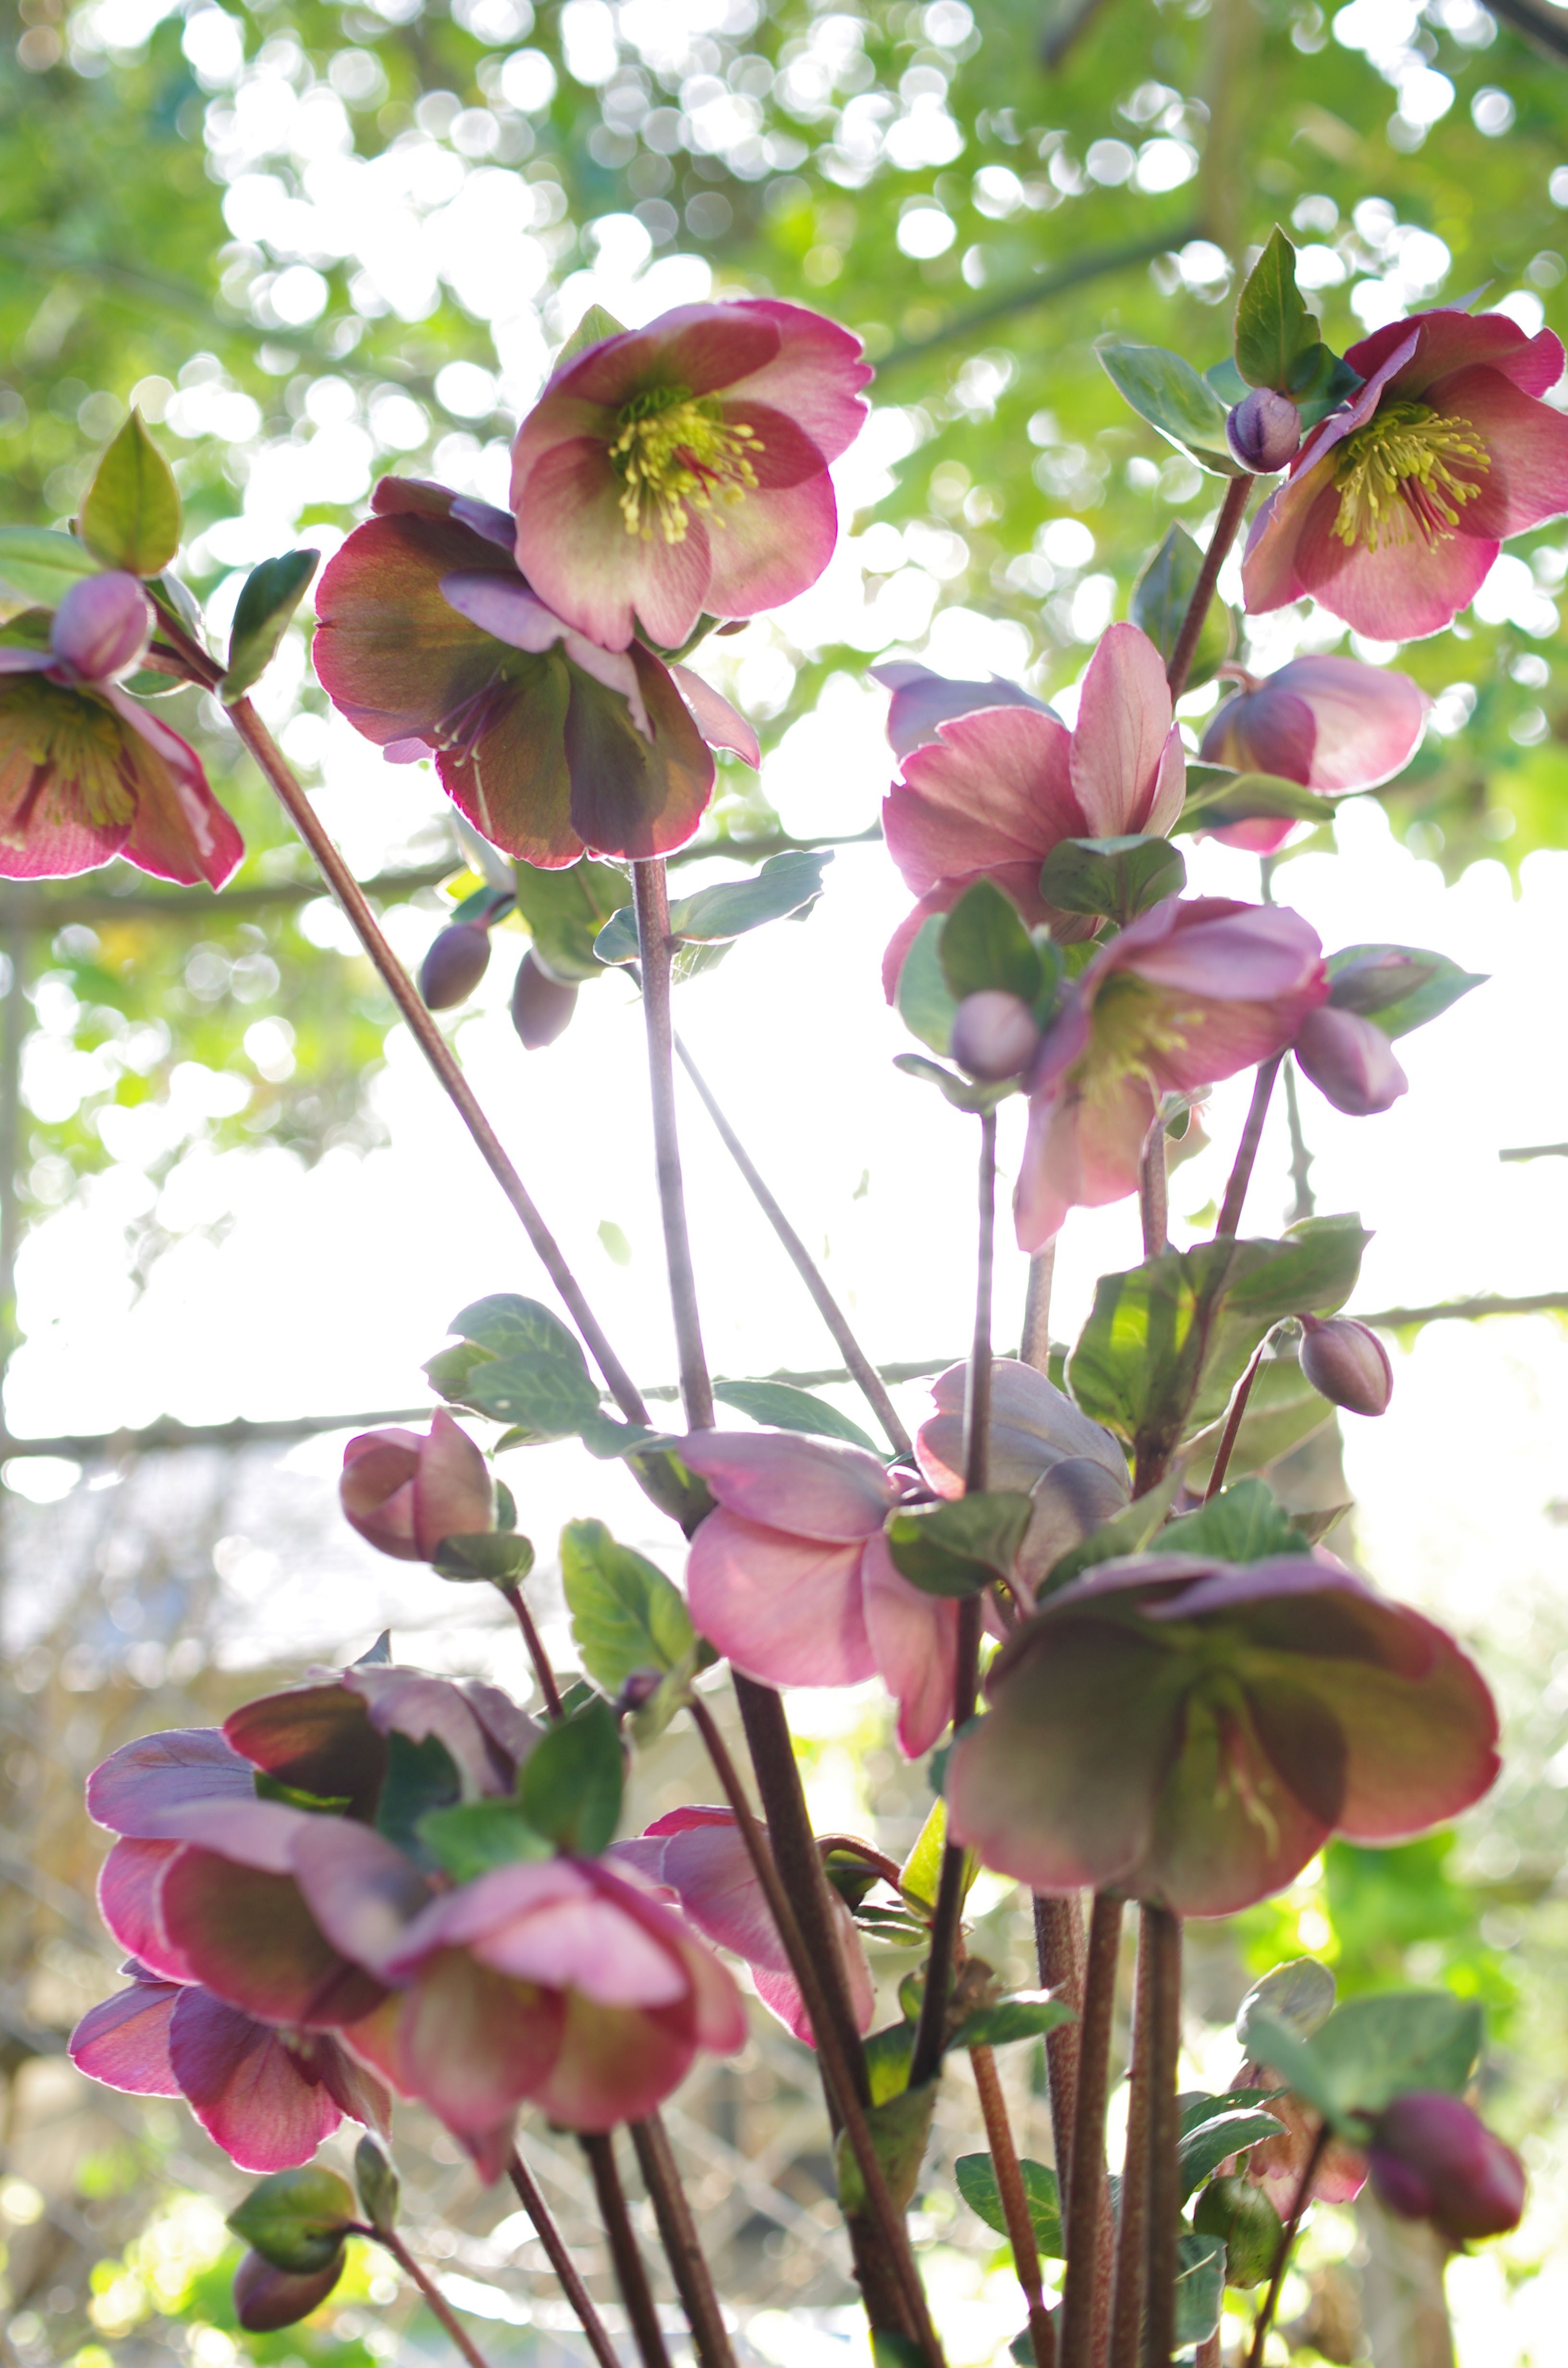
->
1225, 387, 1302, 474
512, 950, 578, 1049
1368, 2092, 1526, 2242
49, 570, 152, 681
227, 2165, 356, 2274
419, 922, 491, 1011
233, 2247, 347, 2332
354, 2132, 400, 2235
1298, 1314, 1393, 1417
949, 989, 1041, 1081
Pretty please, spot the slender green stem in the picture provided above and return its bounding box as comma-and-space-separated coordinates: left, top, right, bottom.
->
1164, 473, 1252, 704
499, 1584, 562, 1718
1059, 1894, 1122, 2368
1216, 1055, 1282, 1241
374, 2228, 496, 2368
581, 2131, 673, 2368
629, 2114, 736, 2368
1108, 1919, 1154, 2368
1139, 1908, 1183, 2368
504, 2152, 621, 2368
1246, 2121, 1329, 2368
971, 2039, 1056, 2367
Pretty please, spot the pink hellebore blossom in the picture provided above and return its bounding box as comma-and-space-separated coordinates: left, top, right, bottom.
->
881, 623, 1186, 997
508, 300, 871, 653
614, 1805, 875, 2046
1199, 656, 1429, 853
0, 571, 243, 887
1242, 308, 1568, 641
1367, 2092, 1526, 2243
340, 1411, 495, 1562
1015, 897, 1328, 1251
677, 1428, 960, 1758
1238, 2066, 1368, 2217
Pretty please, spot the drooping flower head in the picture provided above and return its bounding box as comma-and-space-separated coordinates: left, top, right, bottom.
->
880, 623, 1185, 996
1242, 309, 1568, 640
1015, 896, 1328, 1250
1199, 656, 1428, 853
508, 301, 871, 652
1367, 2092, 1526, 2242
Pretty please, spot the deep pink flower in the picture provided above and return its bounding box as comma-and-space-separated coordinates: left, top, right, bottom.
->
1199, 657, 1428, 853
1368, 2092, 1526, 2242
340, 1411, 495, 1562
508, 300, 870, 652
677, 1428, 959, 1758
614, 1805, 875, 2046
881, 623, 1185, 997
1015, 897, 1328, 1250
1242, 308, 1568, 640
313, 477, 755, 866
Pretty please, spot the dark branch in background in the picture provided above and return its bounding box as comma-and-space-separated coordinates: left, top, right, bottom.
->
876, 230, 1201, 372
1483, 0, 1568, 64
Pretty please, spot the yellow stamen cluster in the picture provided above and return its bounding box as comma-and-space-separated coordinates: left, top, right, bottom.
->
609, 384, 762, 544
1081, 974, 1204, 1105
1331, 399, 1489, 555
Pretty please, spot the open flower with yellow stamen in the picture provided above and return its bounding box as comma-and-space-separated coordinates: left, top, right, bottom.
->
1014, 896, 1327, 1250
508, 301, 871, 652
1242, 308, 1568, 640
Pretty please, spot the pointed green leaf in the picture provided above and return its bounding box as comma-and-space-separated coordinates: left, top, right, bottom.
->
1192, 2174, 1283, 2288
1310, 1990, 1483, 2116
1234, 228, 1320, 395
836, 2079, 937, 2215
896, 912, 958, 1056
430, 1530, 536, 1584
1159, 1479, 1307, 1565
1097, 340, 1244, 475
595, 849, 832, 964
1037, 835, 1186, 926
711, 1379, 878, 1452
0, 526, 101, 609
221, 548, 320, 700
1132, 526, 1235, 691
1177, 2109, 1287, 2201
1177, 766, 1337, 835
417, 1798, 554, 1881
228, 2167, 355, 2273
354, 2134, 400, 2236
950, 1991, 1076, 2052
1173, 2234, 1226, 2348
512, 856, 628, 981
893, 1051, 1016, 1113
375, 1731, 463, 1860
938, 877, 1043, 1003
516, 1696, 624, 1855
79, 411, 182, 576
955, 2154, 1064, 2257
1326, 943, 1485, 1040
554, 304, 628, 371
1237, 1957, 1336, 2044
560, 1518, 696, 1693
885, 1489, 1034, 1597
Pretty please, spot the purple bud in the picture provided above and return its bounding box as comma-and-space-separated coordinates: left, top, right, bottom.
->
1299, 1315, 1393, 1417
950, 989, 1041, 1081
49, 570, 152, 681
512, 950, 578, 1049
233, 2248, 346, 2332
1226, 387, 1303, 474
617, 1668, 665, 1714
1294, 1005, 1408, 1116
1368, 2092, 1526, 2243
419, 922, 491, 1011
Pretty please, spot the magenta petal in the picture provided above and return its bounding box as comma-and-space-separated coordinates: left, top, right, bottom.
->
392, 1954, 565, 2135
343, 1664, 526, 1797
439, 572, 568, 652
70, 1976, 183, 2097
917, 1357, 1127, 1500
0, 649, 54, 675
1111, 897, 1324, 1003
411, 1409, 495, 1557
1069, 622, 1175, 835
88, 1725, 257, 1836
340, 1431, 422, 1559
1295, 1006, 1408, 1115
291, 1817, 435, 1977
861, 1531, 959, 1758
717, 299, 872, 461
698, 471, 838, 622
669, 663, 761, 766
99, 1838, 190, 1978
1289, 485, 1496, 641
159, 1846, 388, 2030
513, 436, 711, 651
1427, 362, 1568, 541
105, 690, 245, 890
872, 662, 1053, 759
678, 1427, 896, 1541
1204, 658, 1427, 794
168, 1987, 343, 2172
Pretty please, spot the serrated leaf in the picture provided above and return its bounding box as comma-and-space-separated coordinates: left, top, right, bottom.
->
1038, 835, 1186, 926
950, 1992, 1075, 2052
712, 1379, 877, 1451
938, 877, 1042, 1003
0, 526, 101, 608
1158, 1478, 1306, 1565
221, 548, 320, 700
516, 1696, 623, 1856
1097, 340, 1244, 475
594, 849, 831, 963
885, 1490, 1034, 1597
1234, 228, 1320, 395
560, 1518, 696, 1693
1132, 526, 1235, 691
954, 2154, 1064, 2257
897, 912, 958, 1056
1173, 2233, 1226, 2348
79, 411, 181, 576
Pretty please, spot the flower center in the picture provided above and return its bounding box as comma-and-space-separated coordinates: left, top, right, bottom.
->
1331, 399, 1489, 555
1080, 975, 1201, 1104
609, 383, 762, 544
0, 680, 135, 839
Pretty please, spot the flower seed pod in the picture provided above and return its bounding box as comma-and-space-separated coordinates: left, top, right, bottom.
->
1299, 1314, 1393, 1416
1368, 2092, 1526, 2243
511, 949, 578, 1049
419, 922, 491, 1011
949, 989, 1041, 1082
49, 570, 153, 681
1226, 387, 1303, 474
233, 2247, 346, 2332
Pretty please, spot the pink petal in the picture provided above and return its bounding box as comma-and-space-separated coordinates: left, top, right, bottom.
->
512, 435, 711, 652
886, 705, 1079, 895
439, 572, 567, 652
1111, 897, 1324, 1003
698, 470, 839, 622
1295, 1006, 1409, 1115
70, 1976, 182, 2096
88, 1727, 256, 1836
1286, 480, 1496, 641
1203, 658, 1427, 794
645, 1813, 792, 1977
1425, 362, 1568, 541
872, 662, 1054, 759
1145, 725, 1187, 838
344, 1664, 526, 1797
530, 1993, 699, 2132
411, 1408, 495, 1558
169, 1987, 343, 2172
467, 1890, 690, 2009
99, 1838, 190, 1979
686, 1512, 877, 1690
916, 1357, 1127, 1499
1347, 308, 1566, 403
561, 305, 781, 407
340, 1431, 422, 1559
105, 689, 245, 890
1068, 622, 1176, 836
226, 1680, 387, 1821
677, 1427, 896, 1541
562, 637, 715, 860
861, 1530, 960, 1758
0, 649, 53, 674
1015, 1073, 1156, 1252
159, 1847, 388, 2030
669, 663, 761, 766
714, 299, 872, 461
291, 1817, 435, 1977
392, 1954, 565, 2134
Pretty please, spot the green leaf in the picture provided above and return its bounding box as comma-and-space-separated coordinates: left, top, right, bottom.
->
1043, 1465, 1178, 1591
899, 1796, 947, 1913
1173, 2233, 1226, 2348
893, 1051, 1017, 1114
79, 411, 182, 576
1159, 1478, 1306, 1564
1131, 526, 1235, 691
553, 303, 627, 370
354, 2134, 400, 2237
950, 1992, 1076, 2052
1237, 1957, 1336, 2044
1234, 227, 1320, 395
711, 1378, 878, 1451
1097, 340, 1244, 475
1287, 341, 1363, 427
836, 2080, 937, 2215
375, 1731, 463, 1861
0, 525, 102, 609
1204, 357, 1250, 407
444, 1290, 600, 1439
430, 1530, 536, 1584
417, 1797, 555, 1881
1037, 835, 1186, 926
594, 849, 832, 963
884, 1490, 1034, 1597
221, 548, 320, 700
1177, 2108, 1287, 2201
1325, 944, 1485, 1040
938, 877, 1043, 1003
897, 912, 958, 1056
516, 1696, 624, 1855
865, 2019, 917, 2104
1176, 765, 1337, 835
1180, 2087, 1274, 2135
512, 857, 629, 983
560, 1518, 697, 1693
954, 2154, 1064, 2257
228, 2168, 355, 2274
871, 2338, 930, 2368
1234, 2005, 1341, 2124
1310, 1990, 1483, 2117
1192, 2175, 1283, 2288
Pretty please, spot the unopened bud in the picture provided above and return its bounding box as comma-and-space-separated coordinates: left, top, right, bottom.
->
512, 950, 578, 1049
419, 922, 491, 1011
1299, 1314, 1392, 1417
617, 1668, 665, 1714
233, 2247, 346, 2332
1368, 2092, 1526, 2243
49, 570, 152, 681
949, 989, 1041, 1081
1191, 2175, 1282, 2288
227, 2165, 355, 2274
1294, 1005, 1408, 1117
1226, 387, 1302, 474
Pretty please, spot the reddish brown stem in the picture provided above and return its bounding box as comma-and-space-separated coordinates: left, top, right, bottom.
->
1165, 474, 1252, 704
504, 2151, 621, 2368
972, 2039, 1057, 2367
376, 2227, 496, 2368
1139, 1908, 1183, 2368
1139, 1123, 1168, 1259
629, 2113, 736, 2368
499, 1583, 562, 1718
581, 2131, 673, 2368
1246, 2121, 1329, 2368
1216, 1055, 1282, 1242
1108, 1919, 1155, 2368
1059, 1894, 1122, 2368
1033, 1894, 1087, 2201
1201, 1338, 1269, 1503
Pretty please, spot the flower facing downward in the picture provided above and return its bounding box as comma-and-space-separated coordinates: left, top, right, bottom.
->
1242, 308, 1568, 640
1367, 2092, 1526, 2243
1199, 656, 1428, 854
340, 1411, 495, 1563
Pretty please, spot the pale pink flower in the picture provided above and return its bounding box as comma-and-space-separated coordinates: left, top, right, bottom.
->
1199, 656, 1428, 853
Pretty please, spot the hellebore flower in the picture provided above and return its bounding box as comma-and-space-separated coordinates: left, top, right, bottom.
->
340, 1411, 495, 1563
945, 1552, 1499, 1916
1015, 897, 1328, 1251
873, 660, 1054, 761
69, 1961, 390, 2173
916, 1357, 1130, 1600
1367, 2092, 1526, 2243
881, 623, 1186, 997
1242, 308, 1568, 640
313, 477, 757, 867
1198, 656, 1429, 854
508, 300, 871, 652
1293, 1003, 1408, 1116
613, 1804, 875, 2046
677, 1428, 960, 1757
0, 571, 242, 886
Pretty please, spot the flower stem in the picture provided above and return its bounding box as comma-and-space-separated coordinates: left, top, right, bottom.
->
1139, 1123, 1168, 1259
1059, 1893, 1122, 2368
373, 2227, 497, 2368
1216, 1055, 1282, 1240
1032, 1894, 1087, 2203
1021, 1244, 1056, 1370
1139, 1907, 1183, 2368
580, 2130, 673, 2368
909, 1108, 996, 2094
224, 697, 650, 1428
1245, 2121, 1329, 2368
629, 2112, 737, 2368
1282, 1058, 1316, 1221
1165, 473, 1252, 704
632, 858, 713, 1431
1201, 1336, 1268, 1502
499, 1583, 562, 1718
971, 2038, 1057, 2367
1108, 1920, 1154, 2368
504, 2150, 622, 2368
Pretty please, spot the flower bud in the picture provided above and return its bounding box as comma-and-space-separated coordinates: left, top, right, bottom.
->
419, 922, 491, 1011
1294, 1005, 1408, 1117
1299, 1314, 1393, 1417
1368, 2092, 1526, 2243
512, 949, 578, 1049
1191, 2174, 1282, 2287
950, 989, 1041, 1082
49, 570, 153, 681
233, 2247, 346, 2332
228, 2164, 355, 2274
1226, 387, 1303, 474
341, 1412, 494, 1563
